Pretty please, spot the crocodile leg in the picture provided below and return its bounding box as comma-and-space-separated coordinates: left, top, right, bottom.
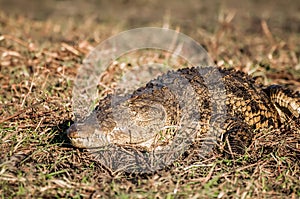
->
209, 115, 253, 155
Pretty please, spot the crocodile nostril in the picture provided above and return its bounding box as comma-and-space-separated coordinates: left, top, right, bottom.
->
67, 124, 78, 138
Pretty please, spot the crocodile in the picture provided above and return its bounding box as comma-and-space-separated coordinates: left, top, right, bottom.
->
67, 66, 300, 154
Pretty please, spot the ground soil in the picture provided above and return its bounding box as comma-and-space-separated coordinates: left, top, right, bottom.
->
0, 0, 299, 198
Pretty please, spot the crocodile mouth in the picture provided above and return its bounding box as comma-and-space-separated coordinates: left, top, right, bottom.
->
68, 137, 88, 148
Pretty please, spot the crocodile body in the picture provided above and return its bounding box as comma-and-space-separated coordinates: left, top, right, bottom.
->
67, 66, 300, 154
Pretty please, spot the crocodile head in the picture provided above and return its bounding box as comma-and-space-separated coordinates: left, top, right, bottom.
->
67, 97, 169, 150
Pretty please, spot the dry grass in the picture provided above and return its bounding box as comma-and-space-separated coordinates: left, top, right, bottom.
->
0, 1, 300, 198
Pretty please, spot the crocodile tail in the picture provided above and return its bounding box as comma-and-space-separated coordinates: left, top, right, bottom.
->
263, 85, 300, 123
